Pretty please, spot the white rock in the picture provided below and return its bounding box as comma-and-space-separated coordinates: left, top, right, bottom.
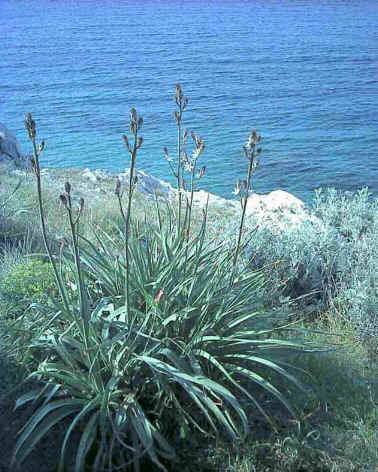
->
261, 190, 304, 213
82, 168, 105, 184
180, 187, 318, 233
95, 167, 320, 233
189, 189, 239, 211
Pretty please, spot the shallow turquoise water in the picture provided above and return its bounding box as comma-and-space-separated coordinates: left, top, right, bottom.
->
1, 0, 377, 203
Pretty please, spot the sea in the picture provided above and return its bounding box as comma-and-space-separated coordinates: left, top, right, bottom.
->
1, 0, 378, 204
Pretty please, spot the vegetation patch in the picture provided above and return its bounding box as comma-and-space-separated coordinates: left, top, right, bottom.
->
0, 85, 376, 472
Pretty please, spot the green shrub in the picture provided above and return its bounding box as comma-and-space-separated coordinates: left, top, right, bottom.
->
312, 187, 378, 344
207, 187, 378, 345
0, 258, 58, 366
0, 259, 56, 306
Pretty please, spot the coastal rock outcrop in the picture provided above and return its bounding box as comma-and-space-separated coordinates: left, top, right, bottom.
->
114, 169, 319, 232
0, 123, 31, 170
243, 190, 319, 231
35, 166, 318, 233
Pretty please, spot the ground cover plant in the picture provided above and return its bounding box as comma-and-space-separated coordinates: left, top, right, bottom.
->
0, 84, 376, 472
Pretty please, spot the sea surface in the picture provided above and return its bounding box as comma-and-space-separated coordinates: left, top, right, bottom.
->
1, 0, 378, 203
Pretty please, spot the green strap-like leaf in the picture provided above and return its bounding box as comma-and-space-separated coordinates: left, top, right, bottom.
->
59, 398, 100, 472
12, 399, 83, 467
193, 348, 271, 425
14, 383, 57, 411
75, 411, 100, 472
140, 354, 248, 438
130, 401, 168, 472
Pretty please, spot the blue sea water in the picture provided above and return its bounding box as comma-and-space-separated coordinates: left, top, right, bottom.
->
1, 0, 377, 203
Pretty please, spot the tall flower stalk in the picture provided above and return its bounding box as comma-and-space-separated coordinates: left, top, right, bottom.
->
231, 130, 262, 285
184, 131, 206, 241
173, 84, 188, 235
59, 185, 89, 344
24, 113, 70, 313
119, 108, 143, 320
163, 85, 206, 241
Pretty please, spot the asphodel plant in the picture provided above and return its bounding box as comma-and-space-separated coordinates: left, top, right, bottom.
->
59, 183, 90, 348
12, 92, 324, 472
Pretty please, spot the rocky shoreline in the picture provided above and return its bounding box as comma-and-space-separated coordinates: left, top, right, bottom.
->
1, 122, 319, 232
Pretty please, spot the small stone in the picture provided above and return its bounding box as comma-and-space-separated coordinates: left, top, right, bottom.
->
0, 123, 32, 170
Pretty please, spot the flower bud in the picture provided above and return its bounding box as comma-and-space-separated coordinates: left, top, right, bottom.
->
164, 147, 173, 162
130, 122, 137, 136
115, 179, 121, 196
195, 137, 204, 153
79, 198, 84, 213
59, 194, 68, 208
232, 179, 242, 196
130, 108, 137, 123
25, 113, 36, 140
122, 134, 129, 148
175, 83, 183, 103
198, 166, 206, 179
122, 134, 132, 153
64, 181, 71, 194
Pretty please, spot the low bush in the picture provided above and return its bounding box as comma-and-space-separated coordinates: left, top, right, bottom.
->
207, 187, 378, 347
313, 188, 378, 345
0, 259, 56, 305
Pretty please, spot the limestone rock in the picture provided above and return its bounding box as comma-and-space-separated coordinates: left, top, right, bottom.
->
81, 168, 111, 184
243, 190, 319, 232
189, 189, 239, 211
185, 187, 318, 232
115, 168, 319, 232
65, 165, 320, 234
263, 190, 304, 212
